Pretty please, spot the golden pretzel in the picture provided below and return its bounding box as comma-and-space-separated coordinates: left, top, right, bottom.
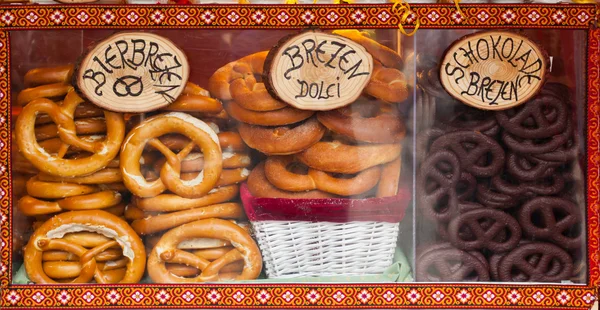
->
36, 103, 104, 125
24, 64, 74, 87
18, 191, 122, 216
163, 82, 223, 114
153, 152, 251, 172
35, 117, 107, 141
38, 168, 122, 184
147, 218, 262, 283
131, 202, 244, 235
26, 175, 98, 199
120, 112, 222, 198
17, 83, 71, 106
42, 248, 123, 262
134, 184, 238, 212
16, 89, 125, 177
24, 210, 146, 284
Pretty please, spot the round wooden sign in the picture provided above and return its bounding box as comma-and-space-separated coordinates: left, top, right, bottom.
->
76, 32, 189, 113
264, 30, 373, 111
440, 31, 548, 111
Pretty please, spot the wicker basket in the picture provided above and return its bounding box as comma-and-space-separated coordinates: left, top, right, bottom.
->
240, 184, 410, 279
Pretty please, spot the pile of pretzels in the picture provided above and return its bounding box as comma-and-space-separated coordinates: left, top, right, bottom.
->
14, 64, 262, 283
209, 30, 408, 199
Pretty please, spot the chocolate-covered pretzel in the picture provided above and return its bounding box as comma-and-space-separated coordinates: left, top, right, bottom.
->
475, 182, 519, 209
518, 197, 582, 249
447, 209, 521, 253
416, 244, 490, 282
506, 152, 559, 181
497, 242, 573, 282
416, 127, 445, 168
490, 174, 565, 198
436, 202, 487, 240
418, 150, 464, 221
502, 119, 573, 155
430, 131, 504, 177
445, 108, 500, 137
496, 94, 568, 139
532, 134, 578, 163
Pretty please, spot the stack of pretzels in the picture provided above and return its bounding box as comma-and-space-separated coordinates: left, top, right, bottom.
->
209, 30, 408, 199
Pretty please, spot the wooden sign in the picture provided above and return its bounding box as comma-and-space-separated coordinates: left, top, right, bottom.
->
440, 31, 548, 111
76, 32, 189, 113
264, 30, 373, 111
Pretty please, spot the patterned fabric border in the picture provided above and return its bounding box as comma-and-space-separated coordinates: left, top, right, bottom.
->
0, 29, 9, 288
587, 27, 600, 290
0, 4, 593, 29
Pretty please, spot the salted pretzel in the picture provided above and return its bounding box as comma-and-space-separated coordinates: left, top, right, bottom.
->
297, 140, 402, 174
24, 210, 145, 283
332, 30, 403, 70
121, 112, 222, 198
18, 191, 122, 216
131, 202, 244, 235
134, 184, 238, 212
16, 89, 125, 177
365, 62, 409, 103
163, 82, 223, 114
264, 156, 380, 196
35, 117, 107, 141
24, 64, 74, 87
148, 218, 262, 282
208, 51, 268, 100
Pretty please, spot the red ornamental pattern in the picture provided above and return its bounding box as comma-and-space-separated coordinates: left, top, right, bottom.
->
0, 285, 598, 308
0, 4, 598, 310
0, 4, 592, 29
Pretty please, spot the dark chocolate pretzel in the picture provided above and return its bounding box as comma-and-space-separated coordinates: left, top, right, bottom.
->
502, 119, 573, 155
518, 197, 582, 250
506, 152, 559, 182
416, 127, 445, 168
417, 242, 489, 271
417, 150, 463, 221
475, 182, 519, 209
416, 245, 490, 282
444, 108, 500, 137
497, 242, 573, 282
532, 134, 578, 163
496, 94, 568, 139
430, 131, 505, 177
490, 174, 565, 198
447, 209, 521, 253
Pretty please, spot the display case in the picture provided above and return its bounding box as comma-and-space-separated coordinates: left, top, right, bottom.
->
0, 2, 598, 309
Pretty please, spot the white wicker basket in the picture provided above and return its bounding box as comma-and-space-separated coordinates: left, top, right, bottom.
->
252, 221, 400, 278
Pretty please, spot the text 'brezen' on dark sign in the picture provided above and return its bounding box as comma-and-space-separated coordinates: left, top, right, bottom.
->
264, 30, 373, 111
440, 31, 548, 111
76, 32, 189, 113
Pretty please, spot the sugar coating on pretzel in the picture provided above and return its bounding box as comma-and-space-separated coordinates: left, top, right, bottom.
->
121, 112, 222, 198
24, 210, 145, 284
147, 218, 261, 282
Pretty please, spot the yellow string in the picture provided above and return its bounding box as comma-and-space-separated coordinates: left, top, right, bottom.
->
238, 0, 250, 3
334, 0, 353, 3
284, 0, 298, 3
391, 0, 419, 37
454, 0, 465, 20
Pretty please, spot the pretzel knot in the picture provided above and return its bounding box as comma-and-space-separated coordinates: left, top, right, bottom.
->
148, 218, 262, 283
24, 210, 146, 284
120, 112, 222, 198
15, 89, 125, 177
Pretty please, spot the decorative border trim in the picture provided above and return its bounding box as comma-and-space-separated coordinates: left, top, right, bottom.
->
0, 4, 594, 29
0, 4, 598, 309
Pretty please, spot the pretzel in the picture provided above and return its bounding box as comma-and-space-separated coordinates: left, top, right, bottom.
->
226, 100, 314, 126
43, 257, 129, 278
332, 30, 403, 70
167, 262, 243, 277
239, 117, 325, 155
36, 135, 109, 156
148, 218, 262, 282
36, 103, 104, 125
16, 90, 125, 177
35, 117, 107, 141
297, 140, 401, 174
24, 64, 74, 87
264, 156, 380, 196
124, 203, 157, 221
155, 131, 247, 152
163, 82, 223, 113
208, 51, 268, 100
26, 176, 98, 199
43, 248, 123, 262
17, 83, 71, 106
38, 168, 122, 184
153, 152, 251, 173
135, 185, 238, 212
376, 157, 402, 197
131, 202, 244, 235
144, 168, 247, 188
18, 191, 122, 216
121, 112, 222, 198
317, 100, 405, 143
24, 210, 146, 283
248, 162, 334, 199
365, 63, 409, 103
230, 74, 287, 111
